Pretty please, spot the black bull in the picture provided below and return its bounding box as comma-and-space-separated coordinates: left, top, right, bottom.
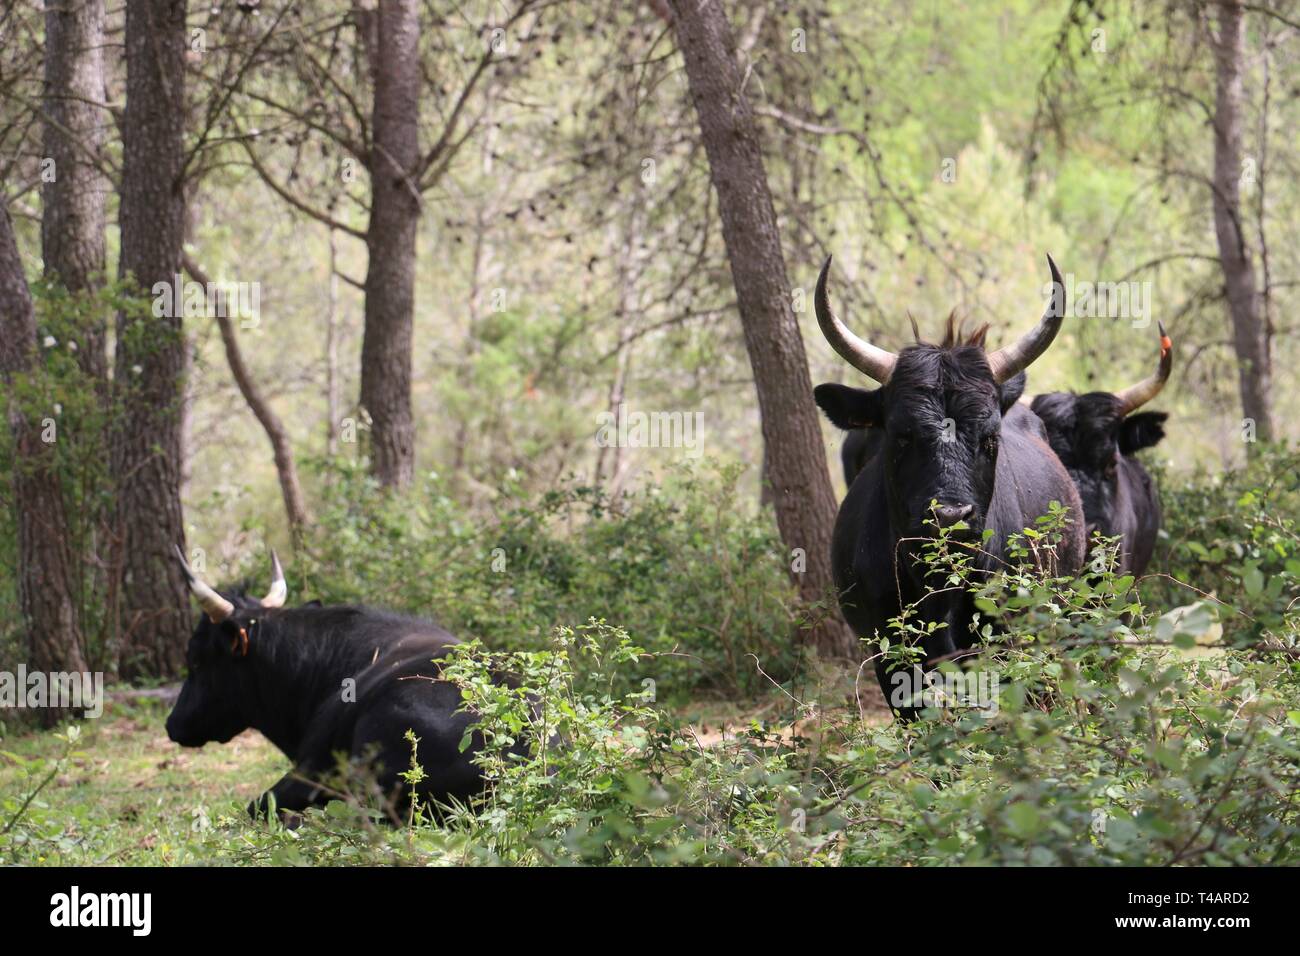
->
1030, 324, 1174, 577
811, 256, 1086, 714
166, 549, 518, 818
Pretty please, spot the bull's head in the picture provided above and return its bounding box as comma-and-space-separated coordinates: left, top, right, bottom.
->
165, 547, 287, 748
1030, 326, 1173, 538
813, 255, 1065, 544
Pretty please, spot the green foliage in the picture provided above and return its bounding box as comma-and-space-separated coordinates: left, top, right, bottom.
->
1147, 445, 1300, 644
3, 454, 1299, 867
293, 458, 800, 699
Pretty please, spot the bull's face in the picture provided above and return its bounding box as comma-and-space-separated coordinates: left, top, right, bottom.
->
165, 547, 288, 748
166, 606, 259, 747
1032, 392, 1169, 538
810, 254, 1065, 542
816, 345, 1020, 541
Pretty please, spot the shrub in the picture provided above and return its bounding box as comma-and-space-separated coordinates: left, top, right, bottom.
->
294, 459, 801, 699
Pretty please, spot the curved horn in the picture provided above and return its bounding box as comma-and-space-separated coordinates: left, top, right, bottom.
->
1114, 322, 1173, 415
986, 254, 1066, 384
173, 545, 234, 622
814, 256, 898, 384
261, 549, 287, 609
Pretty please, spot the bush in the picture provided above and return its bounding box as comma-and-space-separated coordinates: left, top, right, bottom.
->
293, 459, 801, 699
1147, 444, 1300, 644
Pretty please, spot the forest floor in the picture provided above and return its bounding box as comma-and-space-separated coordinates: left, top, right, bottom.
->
1, 697, 286, 864
1, 688, 892, 864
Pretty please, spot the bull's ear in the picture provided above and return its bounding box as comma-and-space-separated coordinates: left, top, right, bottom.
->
211, 618, 252, 658
998, 371, 1027, 414
814, 383, 883, 430
1119, 411, 1168, 454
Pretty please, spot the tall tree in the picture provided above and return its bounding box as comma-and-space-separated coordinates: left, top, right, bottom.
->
668, 0, 854, 658
0, 203, 89, 713
41, 0, 108, 381
359, 0, 421, 487
1210, 0, 1273, 444
112, 0, 190, 678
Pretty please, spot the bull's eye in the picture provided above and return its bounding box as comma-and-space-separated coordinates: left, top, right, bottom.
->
894, 432, 912, 449
983, 434, 999, 456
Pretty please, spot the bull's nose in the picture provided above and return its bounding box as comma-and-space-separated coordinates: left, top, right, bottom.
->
933, 504, 974, 526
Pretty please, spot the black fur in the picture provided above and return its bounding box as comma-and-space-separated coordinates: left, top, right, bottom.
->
1030, 391, 1168, 576
836, 372, 1027, 487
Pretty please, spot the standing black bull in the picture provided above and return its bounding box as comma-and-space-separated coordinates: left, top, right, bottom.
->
811, 255, 1086, 714
166, 548, 511, 819
1030, 324, 1173, 576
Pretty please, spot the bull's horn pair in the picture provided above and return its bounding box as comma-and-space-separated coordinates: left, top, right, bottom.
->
1114, 321, 1173, 414
814, 253, 1066, 384
173, 546, 287, 623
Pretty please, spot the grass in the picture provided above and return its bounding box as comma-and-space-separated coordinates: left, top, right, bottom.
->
2, 681, 879, 866
1, 696, 287, 865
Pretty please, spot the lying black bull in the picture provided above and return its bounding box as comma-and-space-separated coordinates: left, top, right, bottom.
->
165, 548, 512, 818
812, 255, 1086, 715
1031, 325, 1174, 577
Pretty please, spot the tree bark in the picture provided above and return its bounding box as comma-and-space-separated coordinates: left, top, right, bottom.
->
359, 0, 420, 488
41, 0, 109, 383
1210, 0, 1274, 445
0, 204, 89, 721
182, 252, 310, 535
669, 0, 854, 658
111, 0, 190, 679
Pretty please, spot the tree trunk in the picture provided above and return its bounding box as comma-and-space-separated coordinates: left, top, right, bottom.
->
183, 252, 310, 536
112, 0, 190, 680
359, 0, 420, 488
41, 0, 109, 383
669, 0, 854, 659
1211, 0, 1273, 446
0, 204, 89, 723
325, 227, 341, 460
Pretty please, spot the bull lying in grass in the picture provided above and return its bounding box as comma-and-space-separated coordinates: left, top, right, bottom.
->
165, 547, 516, 821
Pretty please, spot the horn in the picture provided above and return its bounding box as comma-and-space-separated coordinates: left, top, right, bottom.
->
261, 549, 286, 609
1114, 321, 1173, 415
986, 254, 1066, 384
173, 545, 234, 622
814, 256, 898, 384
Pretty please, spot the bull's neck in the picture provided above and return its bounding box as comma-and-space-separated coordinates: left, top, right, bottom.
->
241, 622, 352, 763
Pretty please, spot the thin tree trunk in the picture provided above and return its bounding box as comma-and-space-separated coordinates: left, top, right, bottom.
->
0, 204, 89, 723
182, 252, 310, 536
1211, 0, 1273, 445
668, 0, 854, 658
41, 0, 108, 383
112, 0, 190, 680
359, 0, 420, 488
325, 227, 341, 460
